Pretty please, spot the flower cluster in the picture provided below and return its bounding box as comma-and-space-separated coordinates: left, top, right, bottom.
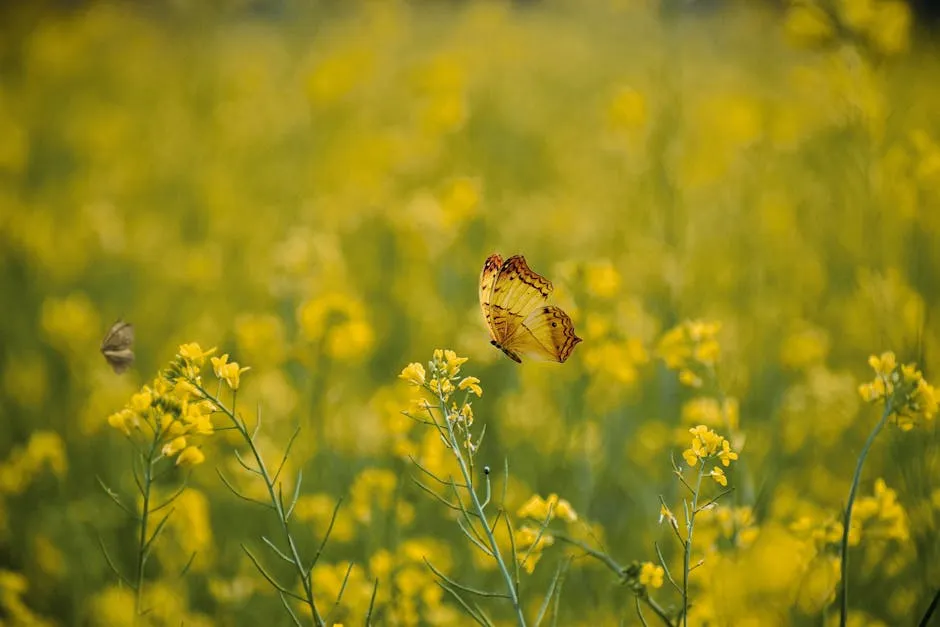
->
638, 561, 665, 589
107, 367, 220, 468
399, 349, 481, 440
657, 320, 722, 388
682, 425, 739, 486
858, 351, 937, 429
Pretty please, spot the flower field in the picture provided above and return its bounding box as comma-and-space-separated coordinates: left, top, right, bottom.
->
1, 0, 939, 625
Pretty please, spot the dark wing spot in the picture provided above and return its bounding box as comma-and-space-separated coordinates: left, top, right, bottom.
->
551, 322, 557, 327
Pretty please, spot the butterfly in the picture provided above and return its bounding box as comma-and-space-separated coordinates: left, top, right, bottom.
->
100, 320, 135, 374
479, 254, 582, 363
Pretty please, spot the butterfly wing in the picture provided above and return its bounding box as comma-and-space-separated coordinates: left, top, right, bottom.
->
101, 321, 135, 374
488, 255, 552, 340
479, 253, 504, 341
504, 305, 582, 363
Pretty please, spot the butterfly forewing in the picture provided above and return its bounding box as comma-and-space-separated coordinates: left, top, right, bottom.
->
479, 254, 504, 339
101, 320, 135, 374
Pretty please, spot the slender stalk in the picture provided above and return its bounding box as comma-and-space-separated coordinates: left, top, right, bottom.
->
133, 427, 161, 620
194, 381, 326, 627
682, 463, 705, 627
436, 387, 527, 626
839, 402, 892, 627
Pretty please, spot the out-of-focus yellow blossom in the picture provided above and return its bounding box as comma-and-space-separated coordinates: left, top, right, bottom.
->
517, 493, 578, 523
515, 525, 555, 574
638, 561, 664, 589
0, 570, 54, 627
584, 260, 622, 298
606, 87, 647, 132
297, 292, 374, 362
658, 320, 722, 386
176, 446, 205, 467
293, 493, 355, 543
234, 313, 286, 369
858, 351, 937, 428
439, 176, 481, 227
0, 431, 68, 496
852, 479, 910, 542
784, 2, 836, 47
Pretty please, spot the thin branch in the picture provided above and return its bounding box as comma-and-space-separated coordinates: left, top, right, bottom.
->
178, 552, 197, 578
424, 558, 509, 598
409, 456, 468, 488
261, 536, 294, 564
242, 544, 305, 602
152, 480, 190, 513
364, 579, 379, 626
272, 426, 302, 485
535, 557, 570, 626
654, 542, 682, 595
285, 469, 303, 521
307, 497, 343, 573
412, 478, 464, 512
216, 468, 273, 509
278, 591, 303, 627
96, 476, 137, 520
96, 534, 132, 588
435, 581, 489, 627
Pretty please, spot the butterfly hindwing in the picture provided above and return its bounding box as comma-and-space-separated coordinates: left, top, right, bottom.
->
507, 305, 582, 363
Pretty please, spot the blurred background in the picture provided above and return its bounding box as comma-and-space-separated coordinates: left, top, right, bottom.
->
1, 0, 939, 625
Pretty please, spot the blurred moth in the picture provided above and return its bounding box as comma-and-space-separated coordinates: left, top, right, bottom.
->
100, 320, 135, 374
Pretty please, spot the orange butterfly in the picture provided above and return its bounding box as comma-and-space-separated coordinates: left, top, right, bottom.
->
479, 254, 581, 363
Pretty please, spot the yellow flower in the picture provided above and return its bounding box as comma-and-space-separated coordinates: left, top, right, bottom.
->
638, 561, 664, 589
710, 466, 728, 486
162, 436, 187, 457
518, 494, 550, 520
179, 343, 217, 366
718, 440, 739, 467
107, 409, 138, 436
434, 349, 468, 378
429, 377, 455, 400
211, 354, 249, 390
868, 352, 897, 377
129, 390, 153, 414
682, 446, 700, 467
457, 376, 482, 397
176, 446, 205, 467
399, 362, 426, 386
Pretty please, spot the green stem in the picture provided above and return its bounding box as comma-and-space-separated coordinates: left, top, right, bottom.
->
196, 381, 326, 627
682, 464, 705, 627
437, 388, 527, 626
839, 402, 892, 627
134, 429, 161, 620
